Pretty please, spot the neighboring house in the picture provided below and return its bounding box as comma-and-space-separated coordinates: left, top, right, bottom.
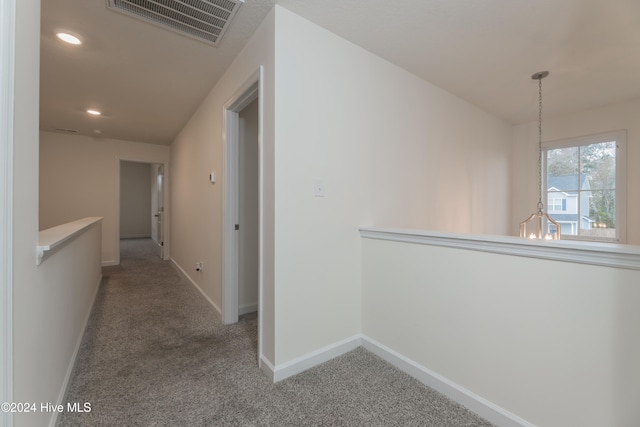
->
547, 174, 593, 235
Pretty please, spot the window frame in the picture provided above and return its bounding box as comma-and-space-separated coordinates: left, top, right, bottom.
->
542, 130, 627, 243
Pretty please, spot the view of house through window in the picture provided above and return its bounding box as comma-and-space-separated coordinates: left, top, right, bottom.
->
544, 131, 625, 242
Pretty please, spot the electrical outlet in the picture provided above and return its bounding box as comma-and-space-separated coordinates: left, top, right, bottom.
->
313, 178, 325, 197
195, 262, 203, 272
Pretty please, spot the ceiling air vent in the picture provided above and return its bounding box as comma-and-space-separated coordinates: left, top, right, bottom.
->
106, 0, 243, 47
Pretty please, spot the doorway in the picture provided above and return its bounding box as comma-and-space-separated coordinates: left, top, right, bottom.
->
152, 164, 165, 259
222, 68, 263, 356
117, 159, 169, 264
237, 98, 259, 316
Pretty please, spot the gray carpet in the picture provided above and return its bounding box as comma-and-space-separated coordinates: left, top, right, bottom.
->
57, 238, 494, 427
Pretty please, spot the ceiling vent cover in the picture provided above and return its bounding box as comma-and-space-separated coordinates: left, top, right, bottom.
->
106, 0, 243, 46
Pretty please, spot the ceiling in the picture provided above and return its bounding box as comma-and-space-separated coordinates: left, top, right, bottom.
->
40, 0, 640, 145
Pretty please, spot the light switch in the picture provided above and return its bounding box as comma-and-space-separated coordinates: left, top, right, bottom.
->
209, 172, 216, 183
313, 178, 325, 197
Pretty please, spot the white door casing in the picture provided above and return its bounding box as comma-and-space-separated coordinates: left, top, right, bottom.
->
222, 67, 263, 364
0, 0, 15, 424
115, 158, 170, 264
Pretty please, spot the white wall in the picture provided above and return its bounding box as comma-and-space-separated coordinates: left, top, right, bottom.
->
35, 223, 103, 426
170, 5, 512, 369
11, 2, 103, 427
120, 161, 152, 238
170, 9, 275, 361
271, 7, 512, 364
511, 97, 640, 244
12, 0, 47, 424
362, 237, 640, 427
39, 131, 170, 264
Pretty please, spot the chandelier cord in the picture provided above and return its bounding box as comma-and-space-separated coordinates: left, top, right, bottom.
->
537, 75, 543, 211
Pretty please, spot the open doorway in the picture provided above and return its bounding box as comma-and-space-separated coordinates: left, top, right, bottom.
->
222, 67, 263, 367
117, 160, 168, 263
151, 164, 165, 259
237, 98, 259, 316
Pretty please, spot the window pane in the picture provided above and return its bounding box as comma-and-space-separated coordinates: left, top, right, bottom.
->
580, 142, 616, 191
547, 191, 565, 212
589, 189, 616, 228
548, 190, 576, 236
547, 146, 579, 191
579, 189, 616, 239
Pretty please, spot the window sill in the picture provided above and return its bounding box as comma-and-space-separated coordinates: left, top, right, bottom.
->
37, 217, 103, 265
359, 227, 640, 271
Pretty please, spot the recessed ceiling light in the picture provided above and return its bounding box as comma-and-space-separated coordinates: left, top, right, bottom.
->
86, 109, 102, 116
56, 32, 82, 45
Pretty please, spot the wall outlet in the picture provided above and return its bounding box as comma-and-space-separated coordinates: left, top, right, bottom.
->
195, 262, 203, 272
313, 178, 325, 197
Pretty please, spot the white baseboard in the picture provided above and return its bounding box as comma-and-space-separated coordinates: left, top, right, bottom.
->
102, 260, 118, 267
259, 355, 276, 382
50, 274, 102, 427
270, 335, 363, 383
239, 303, 258, 316
265, 333, 534, 426
361, 336, 535, 427
170, 259, 222, 319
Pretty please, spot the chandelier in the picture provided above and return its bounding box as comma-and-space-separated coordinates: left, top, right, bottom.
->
519, 71, 561, 240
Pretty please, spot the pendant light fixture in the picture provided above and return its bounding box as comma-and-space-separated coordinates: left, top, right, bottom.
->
519, 71, 561, 240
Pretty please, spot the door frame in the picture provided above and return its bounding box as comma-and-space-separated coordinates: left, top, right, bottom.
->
154, 164, 165, 258
0, 0, 15, 423
222, 68, 263, 350
115, 158, 170, 264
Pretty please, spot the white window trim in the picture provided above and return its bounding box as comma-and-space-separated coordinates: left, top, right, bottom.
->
542, 130, 627, 243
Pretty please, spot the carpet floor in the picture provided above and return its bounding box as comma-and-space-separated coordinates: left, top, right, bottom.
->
57, 238, 494, 427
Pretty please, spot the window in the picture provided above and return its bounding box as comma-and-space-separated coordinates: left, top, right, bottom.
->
543, 130, 626, 242
548, 197, 565, 212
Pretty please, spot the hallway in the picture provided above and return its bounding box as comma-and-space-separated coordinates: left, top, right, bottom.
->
58, 238, 493, 426
58, 238, 260, 426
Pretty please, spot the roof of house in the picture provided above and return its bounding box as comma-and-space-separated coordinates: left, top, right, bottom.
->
549, 214, 594, 222
547, 174, 590, 192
